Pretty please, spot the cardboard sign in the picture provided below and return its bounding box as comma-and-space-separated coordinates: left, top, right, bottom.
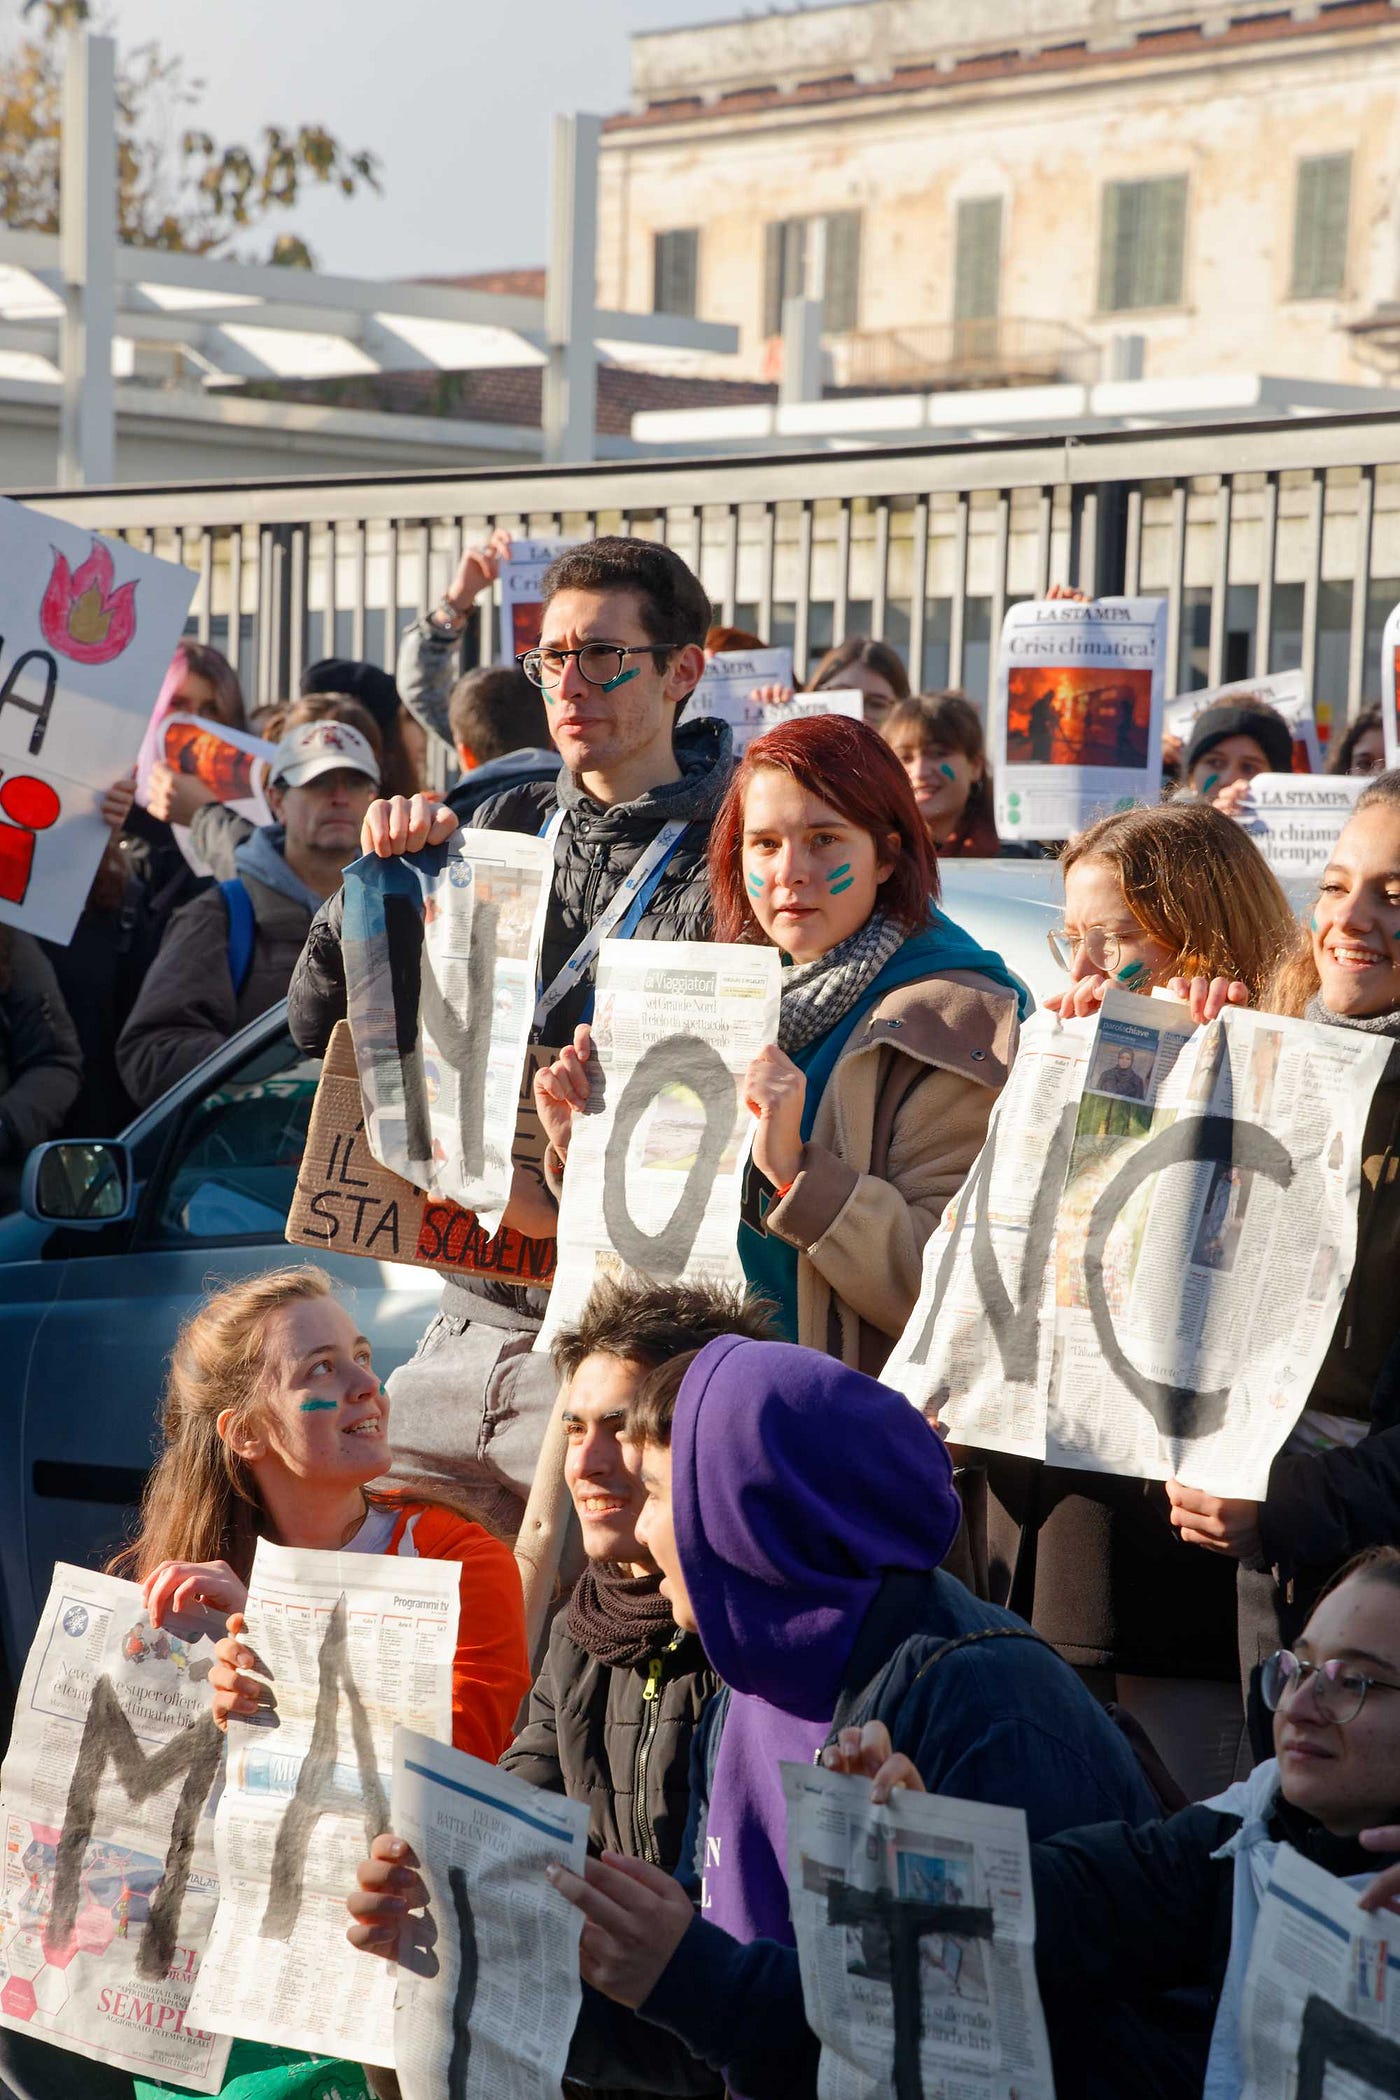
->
286, 1022, 556, 1284
0, 499, 196, 943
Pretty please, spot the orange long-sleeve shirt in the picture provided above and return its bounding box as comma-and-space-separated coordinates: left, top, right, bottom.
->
381, 1499, 530, 1761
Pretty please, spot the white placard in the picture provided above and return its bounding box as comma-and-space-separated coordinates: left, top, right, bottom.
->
496, 538, 579, 666
0, 499, 196, 943
991, 597, 1167, 840
681, 647, 865, 751
1234, 772, 1366, 878
137, 712, 278, 875
1382, 602, 1400, 773
1164, 668, 1321, 776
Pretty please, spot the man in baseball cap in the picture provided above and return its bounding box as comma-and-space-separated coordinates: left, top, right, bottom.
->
271, 717, 381, 792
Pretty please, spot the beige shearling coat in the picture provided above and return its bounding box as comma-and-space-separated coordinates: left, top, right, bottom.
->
763, 968, 1019, 1375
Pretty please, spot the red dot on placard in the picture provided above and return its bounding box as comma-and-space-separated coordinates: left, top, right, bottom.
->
0, 777, 61, 830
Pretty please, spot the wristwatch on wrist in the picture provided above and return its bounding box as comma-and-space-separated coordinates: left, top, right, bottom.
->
427, 595, 469, 636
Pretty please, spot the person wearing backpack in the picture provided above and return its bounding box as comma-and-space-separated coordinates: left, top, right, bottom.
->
116, 721, 380, 1108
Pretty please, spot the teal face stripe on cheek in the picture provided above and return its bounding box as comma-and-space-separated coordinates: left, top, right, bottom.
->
938, 763, 957, 781
747, 873, 764, 895
828, 877, 855, 896
1202, 772, 1219, 795
1310, 913, 1319, 933
825, 864, 851, 891
1115, 960, 1149, 985
300, 1399, 336, 1413
601, 666, 640, 693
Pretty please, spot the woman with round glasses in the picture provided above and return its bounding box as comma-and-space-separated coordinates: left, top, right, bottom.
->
833, 1546, 1400, 2099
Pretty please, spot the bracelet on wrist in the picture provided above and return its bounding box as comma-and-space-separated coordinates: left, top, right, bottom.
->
428, 596, 468, 634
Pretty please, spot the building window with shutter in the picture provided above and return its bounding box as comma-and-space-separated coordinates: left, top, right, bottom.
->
1097, 175, 1188, 313
953, 195, 1003, 359
652, 228, 699, 318
762, 211, 862, 336
1291, 154, 1351, 299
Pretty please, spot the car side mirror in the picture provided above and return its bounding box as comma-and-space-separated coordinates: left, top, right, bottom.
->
23, 1140, 135, 1225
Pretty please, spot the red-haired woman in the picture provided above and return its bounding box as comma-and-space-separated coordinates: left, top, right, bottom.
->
714, 714, 1025, 1369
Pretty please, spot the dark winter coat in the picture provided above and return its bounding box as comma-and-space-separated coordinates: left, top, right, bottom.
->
0, 931, 83, 1207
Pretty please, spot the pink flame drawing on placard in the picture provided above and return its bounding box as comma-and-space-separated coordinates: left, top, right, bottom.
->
39, 540, 138, 665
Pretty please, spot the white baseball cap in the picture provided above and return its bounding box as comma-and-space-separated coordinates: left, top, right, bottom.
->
271, 719, 381, 790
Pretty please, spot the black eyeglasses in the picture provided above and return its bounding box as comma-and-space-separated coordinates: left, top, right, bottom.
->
1261, 1648, 1400, 1726
516, 643, 683, 690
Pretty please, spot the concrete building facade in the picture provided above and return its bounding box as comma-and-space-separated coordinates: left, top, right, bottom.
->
598, 0, 1400, 392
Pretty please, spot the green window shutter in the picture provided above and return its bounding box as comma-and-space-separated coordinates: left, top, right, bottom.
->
954, 195, 1003, 321
1292, 154, 1351, 298
1099, 176, 1186, 311
652, 229, 698, 318
822, 211, 861, 333
765, 218, 807, 336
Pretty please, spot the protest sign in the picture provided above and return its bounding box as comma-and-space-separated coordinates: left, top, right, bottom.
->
390, 1727, 587, 2100
0, 1565, 228, 2091
187, 1539, 458, 2066
537, 938, 781, 1349
0, 499, 196, 943
1240, 1844, 1400, 2100
783, 1766, 1054, 2100
286, 1021, 557, 1284
497, 538, 578, 665
883, 985, 1391, 1496
991, 597, 1167, 839
1232, 771, 1366, 879
342, 830, 553, 1230
679, 646, 866, 752
1384, 603, 1400, 774
1164, 667, 1321, 776
137, 712, 277, 875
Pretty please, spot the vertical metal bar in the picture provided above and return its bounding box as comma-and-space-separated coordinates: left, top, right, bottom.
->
871, 501, 890, 641
1076, 488, 1099, 596
58, 27, 116, 486
288, 524, 307, 694
196, 529, 212, 644
947, 494, 970, 689
351, 522, 367, 663
1301, 473, 1325, 707
757, 502, 777, 643
384, 520, 401, 673
255, 529, 272, 704
987, 490, 1010, 700
418, 517, 433, 617
1164, 480, 1188, 697
833, 502, 852, 648
1207, 478, 1233, 689
1347, 467, 1375, 727
1123, 486, 1143, 597
1255, 474, 1278, 677
227, 526, 244, 687
793, 500, 815, 682
325, 521, 339, 663
1035, 487, 1053, 597
907, 496, 930, 695
720, 506, 739, 626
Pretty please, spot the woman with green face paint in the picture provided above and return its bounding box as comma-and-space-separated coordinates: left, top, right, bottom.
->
880, 691, 1007, 857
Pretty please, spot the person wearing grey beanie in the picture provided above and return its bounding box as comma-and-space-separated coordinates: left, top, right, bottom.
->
1184, 700, 1294, 813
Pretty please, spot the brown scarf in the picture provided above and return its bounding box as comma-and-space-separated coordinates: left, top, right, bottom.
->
566, 1559, 678, 1669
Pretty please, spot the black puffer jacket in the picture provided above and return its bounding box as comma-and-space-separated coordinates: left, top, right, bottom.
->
0, 931, 83, 1208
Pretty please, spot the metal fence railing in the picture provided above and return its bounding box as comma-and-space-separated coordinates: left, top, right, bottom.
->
16, 407, 1400, 733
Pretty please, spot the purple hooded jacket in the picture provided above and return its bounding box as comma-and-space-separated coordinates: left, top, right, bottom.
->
671, 1335, 962, 1947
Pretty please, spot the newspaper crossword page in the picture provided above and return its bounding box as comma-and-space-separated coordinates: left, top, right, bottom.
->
0, 1566, 229, 2090
784, 1766, 1054, 2100
538, 938, 781, 1349
391, 1727, 588, 2100
186, 1541, 458, 2067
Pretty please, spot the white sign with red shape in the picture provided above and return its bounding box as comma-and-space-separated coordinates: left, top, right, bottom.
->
0, 500, 196, 944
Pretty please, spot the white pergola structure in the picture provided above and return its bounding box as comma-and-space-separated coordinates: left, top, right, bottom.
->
0, 28, 739, 485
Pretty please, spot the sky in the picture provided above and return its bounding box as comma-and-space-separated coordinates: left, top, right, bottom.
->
53, 0, 786, 282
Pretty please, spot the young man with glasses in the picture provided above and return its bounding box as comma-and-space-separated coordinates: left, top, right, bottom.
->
287, 536, 727, 1543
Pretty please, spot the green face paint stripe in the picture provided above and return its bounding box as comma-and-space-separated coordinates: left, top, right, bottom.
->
1310, 913, 1319, 932
746, 873, 764, 893
1115, 960, 1148, 984
1202, 772, 1220, 794
828, 876, 855, 895
827, 862, 851, 881
938, 762, 957, 780
300, 1399, 337, 1412
601, 666, 640, 693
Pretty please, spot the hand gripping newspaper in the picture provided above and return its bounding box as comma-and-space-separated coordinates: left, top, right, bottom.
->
680, 645, 865, 752
0, 1565, 229, 2091
537, 937, 782, 1349
783, 1766, 1054, 2100
390, 1726, 588, 2100
341, 828, 553, 1231
883, 984, 1392, 1497
186, 1540, 459, 2068
1240, 1843, 1400, 2099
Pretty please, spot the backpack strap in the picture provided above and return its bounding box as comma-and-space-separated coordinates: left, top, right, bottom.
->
219, 877, 256, 999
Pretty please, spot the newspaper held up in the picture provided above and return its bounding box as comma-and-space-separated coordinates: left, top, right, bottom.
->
537, 937, 782, 1349
1231, 771, 1366, 880
883, 985, 1391, 1497
1240, 1843, 1400, 2100
391, 1726, 588, 2100
342, 828, 553, 1232
186, 1539, 459, 2067
679, 646, 865, 752
991, 596, 1167, 840
138, 712, 278, 876
0, 1565, 228, 2091
784, 1765, 1054, 2100
1164, 666, 1321, 776
497, 538, 579, 665
1383, 602, 1400, 774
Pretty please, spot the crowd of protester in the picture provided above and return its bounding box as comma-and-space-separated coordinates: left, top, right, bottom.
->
1, 528, 1398, 2100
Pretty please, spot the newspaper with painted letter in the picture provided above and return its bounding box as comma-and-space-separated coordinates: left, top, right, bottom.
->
884, 985, 1391, 1496
0, 1564, 228, 2091
1240, 1843, 1400, 2099
783, 1765, 1054, 2100
537, 937, 781, 1348
1230, 771, 1367, 879
390, 1726, 588, 2100
680, 646, 865, 752
186, 1539, 458, 2067
0, 497, 197, 943
991, 596, 1167, 840
342, 829, 553, 1232
497, 537, 578, 665
137, 712, 277, 876
1165, 667, 1322, 776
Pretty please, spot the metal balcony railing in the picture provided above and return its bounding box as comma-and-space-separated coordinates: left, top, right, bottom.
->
11, 405, 1400, 725
833, 319, 1102, 394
